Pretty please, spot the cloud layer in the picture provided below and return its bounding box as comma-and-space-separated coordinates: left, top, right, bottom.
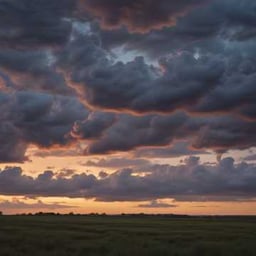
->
0, 91, 87, 162
0, 0, 75, 48
80, 0, 207, 32
0, 158, 256, 202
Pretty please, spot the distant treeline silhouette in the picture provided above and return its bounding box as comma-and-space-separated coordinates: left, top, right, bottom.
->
0, 212, 255, 220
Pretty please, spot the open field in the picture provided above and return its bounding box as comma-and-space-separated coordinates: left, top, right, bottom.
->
0, 215, 256, 256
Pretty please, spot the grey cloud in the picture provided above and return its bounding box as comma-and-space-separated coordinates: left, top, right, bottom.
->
0, 49, 75, 95
14, 92, 88, 148
93, 157, 256, 202
0, 122, 27, 163
192, 116, 256, 153
0, 91, 88, 162
60, 32, 256, 120
80, 0, 207, 32
0, 157, 256, 202
0, 0, 75, 48
243, 154, 256, 162
0, 199, 75, 210
81, 112, 190, 154
72, 112, 116, 140
0, 166, 97, 197
137, 200, 178, 208
71, 111, 256, 155
84, 157, 151, 169
1, 0, 256, 162
96, 0, 256, 57
133, 142, 209, 159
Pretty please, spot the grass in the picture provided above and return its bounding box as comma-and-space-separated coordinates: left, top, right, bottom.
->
0, 215, 255, 255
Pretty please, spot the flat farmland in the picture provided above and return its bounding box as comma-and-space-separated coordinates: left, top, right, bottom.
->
0, 215, 255, 256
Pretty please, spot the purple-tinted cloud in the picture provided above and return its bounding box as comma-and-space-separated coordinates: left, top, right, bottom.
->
0, 0, 256, 164
80, 0, 207, 32
0, 157, 256, 202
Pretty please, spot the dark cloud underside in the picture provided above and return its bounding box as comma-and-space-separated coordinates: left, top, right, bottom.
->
80, 0, 207, 32
0, 0, 255, 159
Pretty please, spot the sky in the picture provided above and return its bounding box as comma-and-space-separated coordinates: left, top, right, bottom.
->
0, 0, 256, 215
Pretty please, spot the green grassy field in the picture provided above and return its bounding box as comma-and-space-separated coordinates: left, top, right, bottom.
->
0, 215, 256, 256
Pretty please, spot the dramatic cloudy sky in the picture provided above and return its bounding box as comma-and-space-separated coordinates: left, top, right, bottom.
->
0, 0, 256, 215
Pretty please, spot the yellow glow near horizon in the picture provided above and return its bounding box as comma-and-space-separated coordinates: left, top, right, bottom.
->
1, 195, 256, 216
0, 146, 256, 215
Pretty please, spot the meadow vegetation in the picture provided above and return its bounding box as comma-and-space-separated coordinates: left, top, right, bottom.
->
0, 215, 255, 256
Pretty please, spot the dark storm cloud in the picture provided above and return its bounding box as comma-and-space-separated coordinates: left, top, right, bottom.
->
192, 117, 256, 153
0, 122, 27, 163
0, 0, 75, 48
0, 49, 51, 73
71, 111, 256, 154
96, 0, 256, 57
80, 0, 207, 32
0, 0, 82, 95
71, 112, 116, 140
12, 92, 88, 147
0, 0, 256, 162
1, 157, 256, 202
77, 112, 190, 154
0, 91, 88, 162
0, 49, 74, 95
60, 31, 256, 120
